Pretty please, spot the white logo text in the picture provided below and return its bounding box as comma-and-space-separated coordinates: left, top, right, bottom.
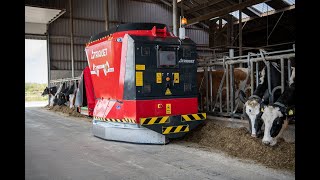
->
91, 48, 107, 59
178, 59, 195, 63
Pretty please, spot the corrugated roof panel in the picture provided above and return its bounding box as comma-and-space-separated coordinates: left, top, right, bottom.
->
25, 6, 64, 24
230, 10, 249, 19
216, 19, 227, 26
283, 0, 295, 5
252, 3, 274, 13
25, 0, 67, 10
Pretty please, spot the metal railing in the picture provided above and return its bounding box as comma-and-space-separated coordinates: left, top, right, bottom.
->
49, 76, 81, 89
197, 45, 295, 118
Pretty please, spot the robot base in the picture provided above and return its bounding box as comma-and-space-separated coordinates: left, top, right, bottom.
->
92, 120, 169, 144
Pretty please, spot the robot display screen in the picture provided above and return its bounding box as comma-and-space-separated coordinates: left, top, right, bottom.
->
159, 51, 176, 66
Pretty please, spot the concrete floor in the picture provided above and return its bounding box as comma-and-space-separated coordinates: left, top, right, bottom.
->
25, 101, 48, 108
25, 107, 295, 180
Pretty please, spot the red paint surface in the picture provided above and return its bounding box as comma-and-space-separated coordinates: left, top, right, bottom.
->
83, 66, 95, 116
93, 98, 198, 124
86, 27, 197, 123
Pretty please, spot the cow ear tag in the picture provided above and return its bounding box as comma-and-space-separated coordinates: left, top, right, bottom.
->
288, 109, 293, 115
261, 108, 264, 112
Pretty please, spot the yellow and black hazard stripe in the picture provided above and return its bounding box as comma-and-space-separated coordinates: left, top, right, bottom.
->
94, 117, 136, 124
162, 125, 189, 134
181, 113, 206, 122
140, 116, 170, 125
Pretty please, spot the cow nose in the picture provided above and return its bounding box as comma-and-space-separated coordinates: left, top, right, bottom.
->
262, 140, 270, 145
251, 134, 257, 138
270, 140, 277, 146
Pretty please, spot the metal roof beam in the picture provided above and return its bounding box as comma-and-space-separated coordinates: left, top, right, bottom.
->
234, 4, 294, 24
157, 0, 210, 30
246, 6, 262, 16
225, 0, 260, 18
265, 0, 289, 10
184, 0, 224, 15
187, 0, 267, 26
159, 0, 172, 7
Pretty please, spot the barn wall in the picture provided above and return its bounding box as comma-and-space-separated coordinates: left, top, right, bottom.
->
25, 0, 209, 80
50, 70, 83, 80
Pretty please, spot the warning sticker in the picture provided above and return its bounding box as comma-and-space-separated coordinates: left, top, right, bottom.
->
136, 64, 145, 70
165, 88, 172, 95
156, 73, 162, 83
166, 104, 171, 114
174, 73, 179, 83
136, 71, 143, 86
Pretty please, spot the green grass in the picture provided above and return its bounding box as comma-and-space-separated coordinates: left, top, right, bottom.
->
25, 83, 49, 102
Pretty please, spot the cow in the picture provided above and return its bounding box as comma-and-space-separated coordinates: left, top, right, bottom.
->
54, 82, 77, 106
239, 62, 286, 138
197, 67, 251, 112
41, 82, 77, 107
41, 86, 57, 106
52, 82, 68, 106
61, 83, 76, 102
260, 67, 295, 146
41, 86, 57, 96
64, 83, 77, 108
68, 87, 77, 108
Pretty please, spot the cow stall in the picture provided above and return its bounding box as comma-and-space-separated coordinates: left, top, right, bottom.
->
42, 68, 96, 117
48, 77, 80, 107
197, 45, 295, 119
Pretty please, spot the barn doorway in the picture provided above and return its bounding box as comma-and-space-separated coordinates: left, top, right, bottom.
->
25, 39, 49, 107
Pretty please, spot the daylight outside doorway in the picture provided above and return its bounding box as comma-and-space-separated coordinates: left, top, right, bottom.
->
25, 39, 49, 107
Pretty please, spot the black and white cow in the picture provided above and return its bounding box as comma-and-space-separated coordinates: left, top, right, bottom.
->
41, 86, 57, 96
239, 62, 285, 138
41, 86, 58, 106
63, 83, 77, 108
54, 82, 77, 106
261, 67, 295, 146
52, 82, 67, 106
42, 82, 77, 107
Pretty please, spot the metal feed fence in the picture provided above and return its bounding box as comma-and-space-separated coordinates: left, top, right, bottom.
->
197, 45, 295, 119
49, 76, 81, 89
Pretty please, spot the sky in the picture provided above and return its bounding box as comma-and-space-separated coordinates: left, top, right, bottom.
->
25, 39, 48, 84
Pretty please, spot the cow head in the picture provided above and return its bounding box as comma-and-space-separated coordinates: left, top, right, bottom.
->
245, 98, 265, 138
41, 87, 49, 96
261, 105, 286, 146
240, 91, 265, 138
261, 84, 294, 146
41, 86, 57, 96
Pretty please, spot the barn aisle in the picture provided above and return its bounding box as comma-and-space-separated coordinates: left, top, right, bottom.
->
25, 107, 294, 180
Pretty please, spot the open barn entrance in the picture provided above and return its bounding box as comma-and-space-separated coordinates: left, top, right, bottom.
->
25, 39, 49, 106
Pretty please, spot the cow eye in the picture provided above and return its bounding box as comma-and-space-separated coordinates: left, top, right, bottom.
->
249, 109, 251, 112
